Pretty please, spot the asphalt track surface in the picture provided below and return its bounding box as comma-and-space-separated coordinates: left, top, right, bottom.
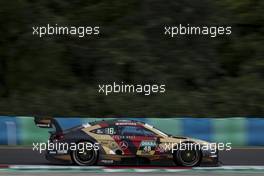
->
0, 147, 263, 165
1, 173, 264, 176
0, 147, 264, 176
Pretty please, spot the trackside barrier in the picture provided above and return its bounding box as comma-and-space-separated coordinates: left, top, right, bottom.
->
0, 116, 264, 146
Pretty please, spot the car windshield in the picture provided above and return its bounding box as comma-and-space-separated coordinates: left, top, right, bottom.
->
154, 127, 169, 137
145, 123, 168, 137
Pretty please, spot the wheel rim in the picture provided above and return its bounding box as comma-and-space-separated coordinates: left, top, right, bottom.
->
177, 143, 200, 166
73, 142, 97, 165
180, 149, 198, 164
76, 149, 94, 163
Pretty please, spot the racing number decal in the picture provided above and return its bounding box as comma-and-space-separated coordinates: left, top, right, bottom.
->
143, 146, 151, 153
106, 127, 115, 135
137, 141, 156, 155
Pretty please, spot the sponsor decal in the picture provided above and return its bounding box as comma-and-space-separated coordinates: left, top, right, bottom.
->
119, 141, 128, 150
139, 141, 157, 154
101, 160, 114, 164
157, 144, 166, 153
140, 141, 156, 147
57, 150, 67, 154
115, 122, 137, 126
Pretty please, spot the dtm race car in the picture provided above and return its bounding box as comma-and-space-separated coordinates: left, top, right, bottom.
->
35, 118, 218, 166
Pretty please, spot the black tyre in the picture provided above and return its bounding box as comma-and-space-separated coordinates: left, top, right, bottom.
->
72, 141, 98, 166
173, 142, 201, 167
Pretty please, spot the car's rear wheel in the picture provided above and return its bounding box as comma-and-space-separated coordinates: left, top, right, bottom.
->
72, 141, 98, 166
173, 143, 201, 167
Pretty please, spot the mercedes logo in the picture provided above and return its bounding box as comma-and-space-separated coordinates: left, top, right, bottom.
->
119, 141, 128, 150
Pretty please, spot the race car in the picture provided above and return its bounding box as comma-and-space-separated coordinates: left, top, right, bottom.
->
35, 118, 218, 166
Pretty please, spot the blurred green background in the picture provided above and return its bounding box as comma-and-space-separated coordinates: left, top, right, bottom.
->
0, 1, 263, 116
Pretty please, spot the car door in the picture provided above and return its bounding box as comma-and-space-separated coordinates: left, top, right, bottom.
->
90, 126, 119, 155
116, 125, 158, 156
135, 126, 158, 156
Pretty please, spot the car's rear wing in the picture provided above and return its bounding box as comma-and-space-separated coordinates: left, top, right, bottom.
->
34, 116, 63, 132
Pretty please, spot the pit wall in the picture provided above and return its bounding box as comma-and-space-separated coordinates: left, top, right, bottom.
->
0, 116, 263, 146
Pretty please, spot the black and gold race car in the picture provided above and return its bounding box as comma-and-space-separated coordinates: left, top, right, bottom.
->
35, 118, 218, 166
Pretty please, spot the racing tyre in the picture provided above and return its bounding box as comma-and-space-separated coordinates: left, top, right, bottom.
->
72, 141, 98, 166
173, 142, 201, 167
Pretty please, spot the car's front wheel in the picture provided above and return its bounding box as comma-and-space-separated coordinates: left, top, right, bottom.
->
72, 141, 98, 166
173, 143, 201, 167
